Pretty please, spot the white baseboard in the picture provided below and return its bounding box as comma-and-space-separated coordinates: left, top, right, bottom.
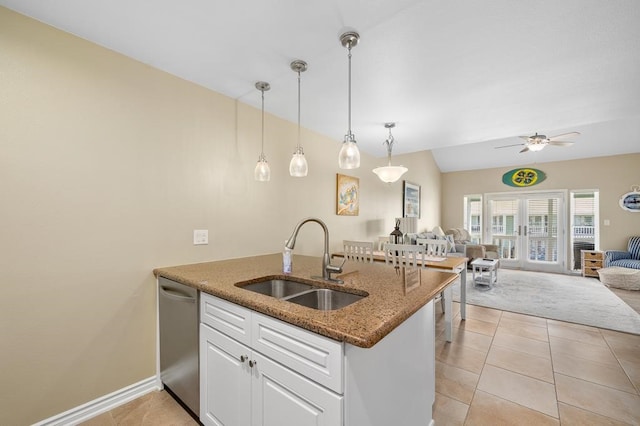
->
33, 375, 161, 426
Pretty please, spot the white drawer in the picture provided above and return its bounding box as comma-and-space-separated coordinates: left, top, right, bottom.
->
251, 312, 344, 394
201, 293, 251, 346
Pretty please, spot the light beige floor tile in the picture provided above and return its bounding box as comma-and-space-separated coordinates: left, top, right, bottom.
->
437, 326, 493, 353
435, 360, 480, 404
619, 358, 640, 394
549, 335, 620, 366
547, 318, 603, 332
552, 352, 637, 394
501, 310, 548, 327
555, 373, 640, 424
79, 412, 116, 426
601, 329, 640, 363
492, 329, 551, 359
433, 392, 469, 426
547, 322, 608, 347
477, 364, 558, 417
558, 402, 629, 426
436, 340, 488, 374
497, 317, 549, 342
486, 345, 554, 383
464, 304, 503, 324
453, 317, 498, 336
465, 390, 559, 426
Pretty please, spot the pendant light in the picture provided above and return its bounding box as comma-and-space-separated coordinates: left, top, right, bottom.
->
254, 81, 271, 182
338, 31, 361, 169
373, 123, 408, 183
289, 60, 309, 177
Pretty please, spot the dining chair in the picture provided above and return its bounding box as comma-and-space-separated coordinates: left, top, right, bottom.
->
384, 243, 447, 313
383, 243, 425, 268
376, 236, 390, 251
343, 240, 375, 263
416, 238, 448, 257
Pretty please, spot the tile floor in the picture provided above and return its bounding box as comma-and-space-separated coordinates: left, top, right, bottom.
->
82, 301, 640, 426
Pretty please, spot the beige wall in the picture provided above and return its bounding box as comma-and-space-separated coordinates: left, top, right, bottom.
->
441, 154, 640, 251
0, 8, 441, 425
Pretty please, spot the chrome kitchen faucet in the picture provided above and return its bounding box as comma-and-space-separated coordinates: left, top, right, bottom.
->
285, 217, 345, 283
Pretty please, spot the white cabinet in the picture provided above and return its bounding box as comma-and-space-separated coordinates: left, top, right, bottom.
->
200, 292, 435, 426
200, 295, 342, 426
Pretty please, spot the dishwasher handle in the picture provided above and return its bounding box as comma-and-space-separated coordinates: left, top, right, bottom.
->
160, 285, 197, 303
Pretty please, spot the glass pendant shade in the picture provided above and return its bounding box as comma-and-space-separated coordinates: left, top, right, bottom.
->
338, 136, 360, 169
290, 60, 308, 177
289, 147, 308, 176
338, 31, 361, 170
254, 81, 270, 182
373, 165, 408, 183
254, 154, 270, 181
528, 143, 545, 152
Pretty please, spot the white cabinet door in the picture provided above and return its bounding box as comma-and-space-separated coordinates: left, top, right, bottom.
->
200, 324, 251, 426
251, 351, 342, 426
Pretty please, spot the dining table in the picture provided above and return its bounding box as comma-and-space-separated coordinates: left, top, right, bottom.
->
333, 250, 467, 342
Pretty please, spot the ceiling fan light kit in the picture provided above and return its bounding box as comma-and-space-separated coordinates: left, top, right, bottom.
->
496, 131, 580, 153
373, 122, 408, 183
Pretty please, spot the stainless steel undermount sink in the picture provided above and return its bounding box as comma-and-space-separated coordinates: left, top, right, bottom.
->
238, 279, 313, 299
285, 288, 365, 311
236, 278, 366, 310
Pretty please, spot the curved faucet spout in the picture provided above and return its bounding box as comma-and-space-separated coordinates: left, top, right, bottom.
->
285, 217, 343, 283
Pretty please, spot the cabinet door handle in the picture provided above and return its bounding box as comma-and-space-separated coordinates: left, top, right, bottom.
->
239, 355, 248, 363
249, 360, 257, 368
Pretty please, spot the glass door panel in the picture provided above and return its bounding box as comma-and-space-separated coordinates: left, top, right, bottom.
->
487, 192, 565, 272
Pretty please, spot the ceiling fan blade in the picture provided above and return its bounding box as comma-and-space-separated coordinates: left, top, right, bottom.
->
519, 146, 530, 153
495, 143, 525, 149
549, 131, 580, 141
518, 135, 531, 140
548, 141, 574, 147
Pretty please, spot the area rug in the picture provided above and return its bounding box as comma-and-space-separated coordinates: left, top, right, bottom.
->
451, 268, 640, 335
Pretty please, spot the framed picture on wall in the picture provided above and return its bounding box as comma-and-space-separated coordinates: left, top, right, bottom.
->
336, 174, 359, 216
403, 180, 420, 218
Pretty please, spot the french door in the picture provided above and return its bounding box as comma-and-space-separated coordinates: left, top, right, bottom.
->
486, 192, 566, 273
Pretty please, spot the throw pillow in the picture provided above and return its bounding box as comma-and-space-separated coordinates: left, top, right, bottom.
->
445, 234, 456, 253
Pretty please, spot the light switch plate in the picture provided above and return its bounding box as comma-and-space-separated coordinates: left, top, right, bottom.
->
194, 229, 208, 245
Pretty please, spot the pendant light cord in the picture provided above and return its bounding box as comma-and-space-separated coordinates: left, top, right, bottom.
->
297, 70, 301, 149
260, 89, 265, 156
347, 45, 353, 139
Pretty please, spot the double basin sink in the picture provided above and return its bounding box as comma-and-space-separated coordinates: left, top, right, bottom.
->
236, 278, 366, 311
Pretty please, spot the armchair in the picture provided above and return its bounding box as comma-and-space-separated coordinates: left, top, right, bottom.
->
604, 236, 640, 270
445, 228, 500, 263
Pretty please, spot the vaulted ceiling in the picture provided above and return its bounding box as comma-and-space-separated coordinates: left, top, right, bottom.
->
2, 0, 639, 171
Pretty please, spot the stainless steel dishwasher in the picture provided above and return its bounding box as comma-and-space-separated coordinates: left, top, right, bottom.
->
158, 277, 199, 418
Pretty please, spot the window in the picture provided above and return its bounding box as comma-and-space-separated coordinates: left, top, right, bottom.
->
464, 195, 482, 243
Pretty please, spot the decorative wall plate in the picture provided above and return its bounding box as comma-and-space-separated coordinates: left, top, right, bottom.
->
502, 168, 546, 187
619, 186, 640, 212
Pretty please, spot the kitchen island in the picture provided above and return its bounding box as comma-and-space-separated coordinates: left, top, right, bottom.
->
154, 254, 457, 426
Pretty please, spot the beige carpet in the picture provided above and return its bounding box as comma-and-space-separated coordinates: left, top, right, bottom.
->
452, 268, 640, 335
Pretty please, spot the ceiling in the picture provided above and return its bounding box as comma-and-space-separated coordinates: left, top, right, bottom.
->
2, 0, 639, 172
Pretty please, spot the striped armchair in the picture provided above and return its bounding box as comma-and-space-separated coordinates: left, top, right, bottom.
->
604, 236, 640, 270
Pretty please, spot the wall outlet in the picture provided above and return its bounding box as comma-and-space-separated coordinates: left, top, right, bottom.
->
604, 219, 610, 226
193, 229, 208, 245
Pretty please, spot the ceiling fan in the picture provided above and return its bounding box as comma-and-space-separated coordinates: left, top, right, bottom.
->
495, 131, 580, 153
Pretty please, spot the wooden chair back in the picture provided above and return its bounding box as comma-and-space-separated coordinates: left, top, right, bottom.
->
416, 238, 448, 257
343, 240, 375, 263
383, 243, 426, 268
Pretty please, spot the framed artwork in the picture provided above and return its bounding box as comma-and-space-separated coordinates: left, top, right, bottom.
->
336, 174, 359, 216
619, 186, 640, 212
403, 180, 420, 218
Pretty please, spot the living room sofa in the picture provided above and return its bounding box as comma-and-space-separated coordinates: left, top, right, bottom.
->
445, 228, 500, 263
604, 236, 640, 270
